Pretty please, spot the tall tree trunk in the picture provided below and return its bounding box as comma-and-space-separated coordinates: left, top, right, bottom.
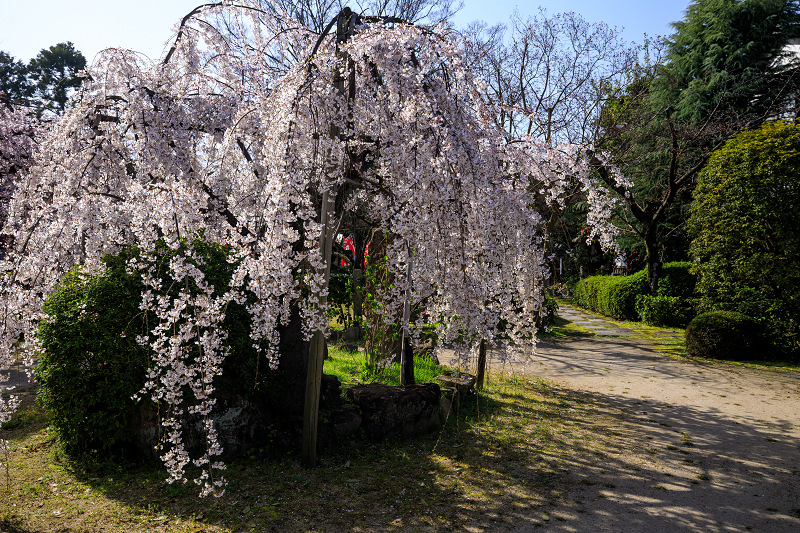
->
644, 227, 660, 295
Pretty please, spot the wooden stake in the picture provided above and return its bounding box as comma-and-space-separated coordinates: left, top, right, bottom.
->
400, 245, 413, 386
476, 339, 487, 390
302, 189, 334, 468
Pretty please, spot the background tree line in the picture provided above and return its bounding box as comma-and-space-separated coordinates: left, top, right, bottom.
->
0, 41, 86, 117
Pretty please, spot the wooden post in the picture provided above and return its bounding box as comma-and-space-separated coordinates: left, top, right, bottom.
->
400, 245, 413, 386
301, 8, 358, 468
352, 268, 363, 324
476, 339, 487, 390
302, 189, 334, 468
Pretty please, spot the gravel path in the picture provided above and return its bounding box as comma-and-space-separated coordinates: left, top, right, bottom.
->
486, 304, 800, 532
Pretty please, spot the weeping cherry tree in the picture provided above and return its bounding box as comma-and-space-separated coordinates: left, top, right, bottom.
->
0, 0, 625, 495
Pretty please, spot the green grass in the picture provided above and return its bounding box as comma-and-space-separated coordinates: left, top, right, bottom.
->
559, 298, 800, 371
323, 345, 445, 386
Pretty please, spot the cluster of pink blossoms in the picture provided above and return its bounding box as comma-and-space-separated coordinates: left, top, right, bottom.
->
0, 0, 627, 496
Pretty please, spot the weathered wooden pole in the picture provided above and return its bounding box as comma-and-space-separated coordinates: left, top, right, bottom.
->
301, 7, 358, 468
302, 190, 334, 468
400, 244, 414, 385
476, 339, 487, 390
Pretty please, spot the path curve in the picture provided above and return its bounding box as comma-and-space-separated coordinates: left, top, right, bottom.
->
484, 304, 800, 532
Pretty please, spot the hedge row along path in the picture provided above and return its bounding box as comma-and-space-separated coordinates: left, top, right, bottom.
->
471, 302, 800, 532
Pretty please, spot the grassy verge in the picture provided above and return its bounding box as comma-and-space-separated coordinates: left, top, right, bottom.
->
0, 364, 603, 532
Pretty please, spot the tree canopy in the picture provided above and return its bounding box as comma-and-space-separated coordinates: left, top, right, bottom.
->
658, 0, 800, 124
0, 43, 87, 117
27, 42, 87, 116
589, 0, 800, 292
0, 52, 33, 105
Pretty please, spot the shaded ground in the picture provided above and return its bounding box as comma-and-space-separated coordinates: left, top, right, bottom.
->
3, 305, 800, 532
473, 303, 800, 532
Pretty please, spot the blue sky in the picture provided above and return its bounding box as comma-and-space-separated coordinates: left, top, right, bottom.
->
0, 0, 690, 65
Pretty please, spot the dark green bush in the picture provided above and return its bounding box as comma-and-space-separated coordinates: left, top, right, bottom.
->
572, 275, 610, 313
36, 251, 149, 460
542, 296, 559, 326
573, 262, 696, 323
685, 311, 770, 361
658, 262, 696, 298
636, 295, 698, 328
528, 296, 559, 330
36, 240, 285, 462
604, 270, 648, 320
689, 120, 800, 357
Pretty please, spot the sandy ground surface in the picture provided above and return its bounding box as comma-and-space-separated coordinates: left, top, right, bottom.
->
485, 304, 800, 532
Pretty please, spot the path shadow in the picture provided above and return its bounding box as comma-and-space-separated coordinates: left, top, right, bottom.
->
506, 386, 800, 532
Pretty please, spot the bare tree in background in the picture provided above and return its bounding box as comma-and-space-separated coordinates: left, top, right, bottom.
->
251, 0, 459, 33
200, 0, 460, 86
464, 8, 637, 145
463, 9, 638, 278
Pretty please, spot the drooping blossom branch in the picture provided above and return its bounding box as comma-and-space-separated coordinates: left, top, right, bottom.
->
0, 0, 623, 496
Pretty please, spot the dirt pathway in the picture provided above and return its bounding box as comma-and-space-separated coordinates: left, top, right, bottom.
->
486, 304, 800, 532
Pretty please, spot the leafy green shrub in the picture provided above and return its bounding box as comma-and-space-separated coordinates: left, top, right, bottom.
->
36, 251, 149, 460
604, 270, 648, 320
685, 311, 770, 361
542, 296, 559, 327
328, 271, 356, 329
36, 240, 286, 462
573, 270, 647, 320
572, 275, 609, 312
636, 295, 698, 328
658, 262, 696, 298
689, 120, 800, 357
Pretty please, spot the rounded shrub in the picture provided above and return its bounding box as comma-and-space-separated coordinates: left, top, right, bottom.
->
689, 120, 800, 357
36, 251, 149, 460
685, 311, 770, 361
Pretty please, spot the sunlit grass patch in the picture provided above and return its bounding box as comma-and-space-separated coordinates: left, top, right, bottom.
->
323, 345, 445, 386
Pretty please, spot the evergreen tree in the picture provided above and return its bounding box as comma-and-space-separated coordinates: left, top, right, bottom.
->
593, 1, 800, 293
28, 42, 87, 116
0, 51, 32, 104
658, 0, 800, 124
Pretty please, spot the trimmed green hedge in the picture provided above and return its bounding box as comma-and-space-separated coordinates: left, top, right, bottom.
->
636, 295, 699, 328
572, 269, 648, 320
657, 262, 696, 298
573, 262, 697, 322
685, 311, 770, 361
